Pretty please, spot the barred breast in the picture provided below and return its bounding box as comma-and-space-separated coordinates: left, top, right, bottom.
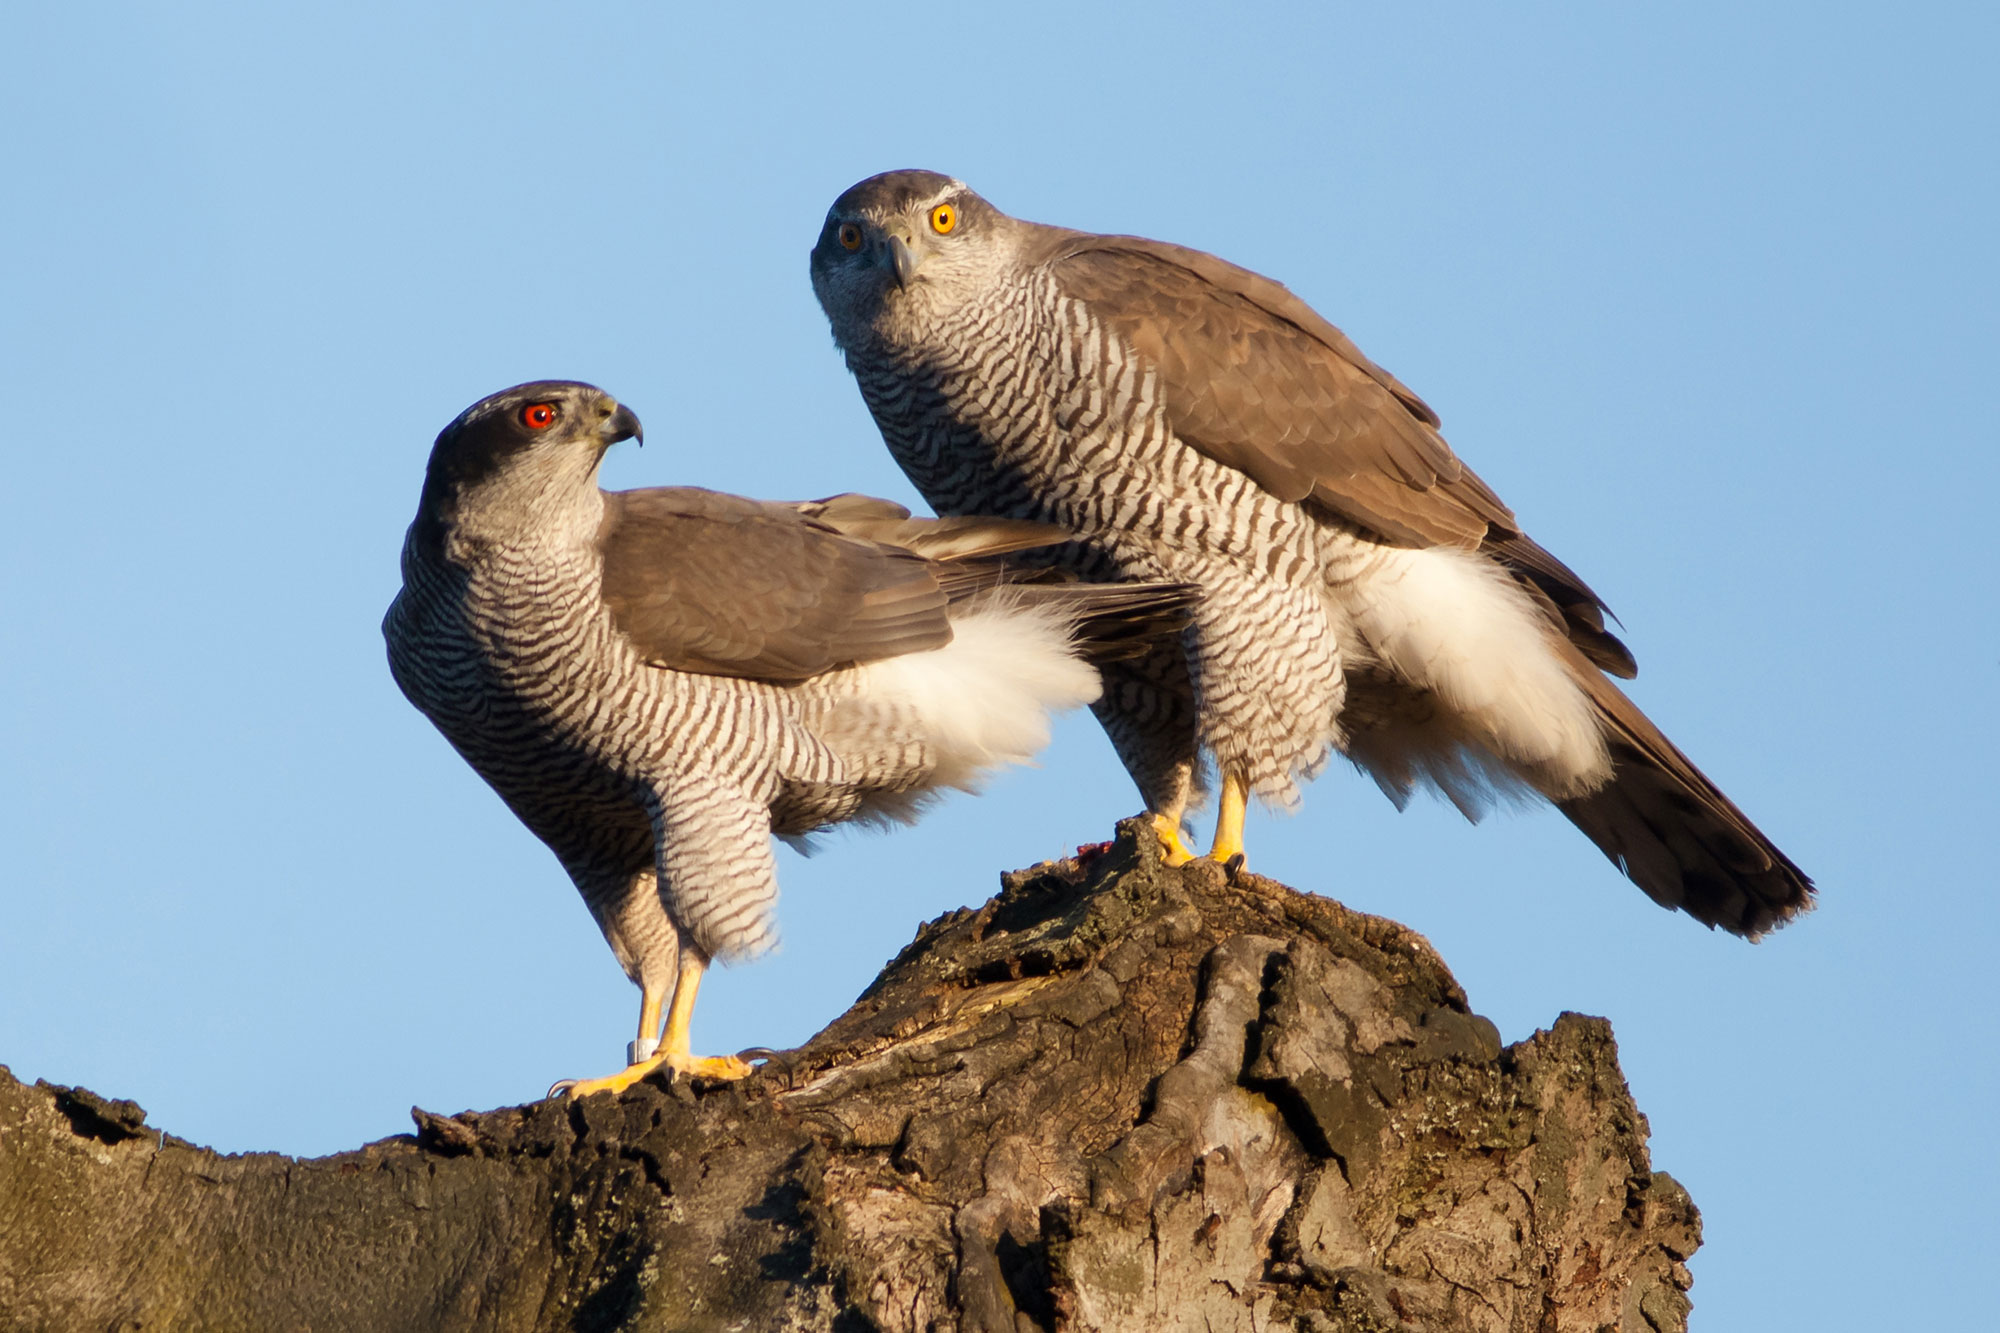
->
850, 274, 1349, 807
386, 528, 823, 961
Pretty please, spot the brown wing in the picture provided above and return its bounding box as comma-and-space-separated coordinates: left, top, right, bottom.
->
1042, 231, 1634, 676
1045, 233, 1512, 547
598, 488, 955, 683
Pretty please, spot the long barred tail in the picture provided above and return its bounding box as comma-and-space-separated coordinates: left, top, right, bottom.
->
1555, 657, 1814, 938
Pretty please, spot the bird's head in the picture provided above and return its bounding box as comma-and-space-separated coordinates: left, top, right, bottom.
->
810, 170, 1015, 351
416, 381, 642, 545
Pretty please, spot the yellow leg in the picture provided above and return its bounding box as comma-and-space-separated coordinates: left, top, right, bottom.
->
658, 957, 752, 1077
635, 983, 666, 1059
1153, 812, 1197, 866
1208, 771, 1248, 865
550, 954, 754, 1098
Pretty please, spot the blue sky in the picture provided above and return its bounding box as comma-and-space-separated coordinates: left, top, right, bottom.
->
3, 3, 1994, 1326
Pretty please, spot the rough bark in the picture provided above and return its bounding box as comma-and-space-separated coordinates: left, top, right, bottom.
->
0, 819, 1699, 1332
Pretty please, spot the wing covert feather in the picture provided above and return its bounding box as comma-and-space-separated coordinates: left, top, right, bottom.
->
1046, 234, 1514, 548
796, 493, 1072, 559
598, 488, 953, 682
1040, 230, 1631, 669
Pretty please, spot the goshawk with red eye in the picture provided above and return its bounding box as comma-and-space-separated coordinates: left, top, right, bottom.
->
385, 380, 1196, 1095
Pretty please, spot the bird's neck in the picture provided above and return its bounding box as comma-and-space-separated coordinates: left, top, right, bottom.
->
416, 461, 608, 573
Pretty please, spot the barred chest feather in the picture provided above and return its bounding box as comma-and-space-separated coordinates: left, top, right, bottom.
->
385, 535, 678, 828
387, 532, 870, 838
852, 277, 1325, 586
848, 273, 1357, 804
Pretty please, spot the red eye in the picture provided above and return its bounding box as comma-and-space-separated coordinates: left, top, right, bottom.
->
520, 402, 558, 430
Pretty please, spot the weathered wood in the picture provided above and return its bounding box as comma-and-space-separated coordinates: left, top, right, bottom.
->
0, 819, 1698, 1331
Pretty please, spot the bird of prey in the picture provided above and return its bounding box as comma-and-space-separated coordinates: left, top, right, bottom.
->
811, 170, 1813, 936
384, 380, 1196, 1095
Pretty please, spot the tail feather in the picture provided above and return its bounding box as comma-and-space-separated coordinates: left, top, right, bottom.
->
1556, 650, 1813, 937
829, 575, 1198, 827
934, 562, 1199, 665
798, 495, 1200, 659
991, 577, 1201, 665
853, 603, 1104, 795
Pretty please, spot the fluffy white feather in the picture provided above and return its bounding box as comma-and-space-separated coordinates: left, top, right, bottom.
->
852, 599, 1102, 793
1341, 545, 1609, 804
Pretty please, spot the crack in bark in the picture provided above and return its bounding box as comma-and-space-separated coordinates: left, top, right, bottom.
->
0, 818, 1700, 1331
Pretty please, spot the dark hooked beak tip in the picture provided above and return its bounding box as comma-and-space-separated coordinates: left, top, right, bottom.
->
606, 401, 643, 447
887, 234, 920, 289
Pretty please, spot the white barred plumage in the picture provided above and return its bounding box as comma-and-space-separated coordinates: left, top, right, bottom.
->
384, 380, 1194, 1095
811, 170, 1812, 937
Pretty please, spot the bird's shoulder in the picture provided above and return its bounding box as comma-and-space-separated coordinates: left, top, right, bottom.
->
1031, 229, 1515, 549
1040, 231, 1439, 423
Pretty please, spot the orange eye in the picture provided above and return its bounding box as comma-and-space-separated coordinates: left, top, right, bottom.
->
929, 203, 956, 235
837, 222, 863, 251
520, 402, 558, 430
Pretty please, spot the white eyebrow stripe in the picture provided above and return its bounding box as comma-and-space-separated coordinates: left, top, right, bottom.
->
916, 179, 968, 212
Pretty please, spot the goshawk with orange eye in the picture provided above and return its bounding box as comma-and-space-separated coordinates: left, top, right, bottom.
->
810, 171, 1812, 937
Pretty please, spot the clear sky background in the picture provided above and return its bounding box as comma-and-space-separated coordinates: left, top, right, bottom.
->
3, 3, 1993, 1326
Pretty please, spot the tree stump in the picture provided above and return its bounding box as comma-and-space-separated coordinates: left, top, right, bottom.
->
0, 819, 1699, 1331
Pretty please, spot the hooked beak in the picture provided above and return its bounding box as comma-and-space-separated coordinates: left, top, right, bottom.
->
603, 400, 643, 448
885, 233, 922, 289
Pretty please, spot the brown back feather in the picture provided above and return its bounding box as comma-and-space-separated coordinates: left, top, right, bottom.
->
1044, 233, 1508, 547
1037, 228, 1635, 675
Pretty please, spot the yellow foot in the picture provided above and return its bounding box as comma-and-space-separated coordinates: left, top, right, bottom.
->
548, 1049, 754, 1100
1153, 814, 1197, 866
